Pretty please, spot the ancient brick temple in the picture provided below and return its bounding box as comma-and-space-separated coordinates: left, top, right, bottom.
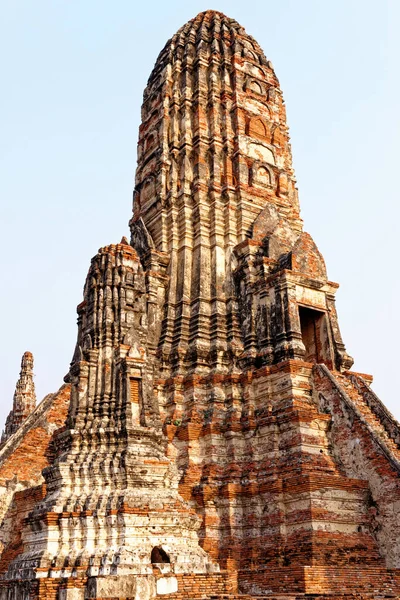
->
1, 10, 400, 600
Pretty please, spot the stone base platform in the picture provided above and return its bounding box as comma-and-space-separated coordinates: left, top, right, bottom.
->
237, 566, 400, 598
1, 567, 399, 600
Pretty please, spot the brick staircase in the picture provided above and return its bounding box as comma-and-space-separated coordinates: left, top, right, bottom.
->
331, 371, 400, 463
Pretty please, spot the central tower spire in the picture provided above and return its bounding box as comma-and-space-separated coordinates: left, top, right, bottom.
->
130, 10, 302, 375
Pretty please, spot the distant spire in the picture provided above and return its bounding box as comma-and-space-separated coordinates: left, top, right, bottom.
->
1, 351, 37, 445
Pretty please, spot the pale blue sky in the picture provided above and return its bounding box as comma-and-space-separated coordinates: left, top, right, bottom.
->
0, 0, 399, 425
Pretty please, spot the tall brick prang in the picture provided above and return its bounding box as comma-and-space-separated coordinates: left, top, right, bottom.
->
0, 240, 219, 600
0, 10, 400, 600
1, 352, 36, 446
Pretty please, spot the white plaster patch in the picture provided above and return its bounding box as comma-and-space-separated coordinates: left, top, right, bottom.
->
58, 589, 84, 600
296, 285, 326, 310
156, 577, 178, 595
247, 142, 275, 165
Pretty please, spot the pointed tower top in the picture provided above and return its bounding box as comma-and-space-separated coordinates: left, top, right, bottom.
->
1, 351, 37, 445
156, 9, 269, 64
133, 8, 298, 254
20, 351, 34, 372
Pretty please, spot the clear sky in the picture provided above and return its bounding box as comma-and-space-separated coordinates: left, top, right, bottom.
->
0, 0, 399, 426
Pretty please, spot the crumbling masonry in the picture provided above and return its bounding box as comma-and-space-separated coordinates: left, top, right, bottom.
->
1, 10, 400, 600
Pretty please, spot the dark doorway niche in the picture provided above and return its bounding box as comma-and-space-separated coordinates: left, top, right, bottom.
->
298, 306, 331, 365
151, 546, 170, 564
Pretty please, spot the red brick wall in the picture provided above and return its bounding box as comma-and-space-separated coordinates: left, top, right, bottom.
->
0, 384, 70, 573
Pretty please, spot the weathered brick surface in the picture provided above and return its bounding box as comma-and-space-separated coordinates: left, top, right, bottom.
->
0, 383, 70, 571
1, 352, 36, 445
1, 9, 399, 600
314, 365, 400, 569
0, 485, 46, 576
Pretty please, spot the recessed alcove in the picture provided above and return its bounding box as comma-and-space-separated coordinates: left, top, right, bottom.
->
298, 305, 331, 365
151, 546, 171, 564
